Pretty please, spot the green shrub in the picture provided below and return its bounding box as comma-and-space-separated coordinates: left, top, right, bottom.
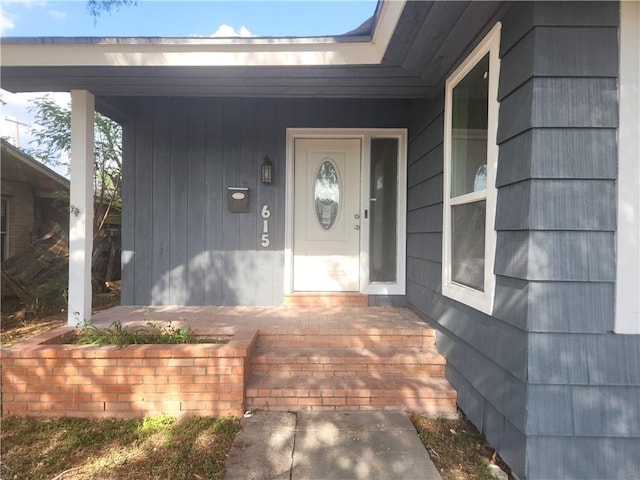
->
76, 320, 198, 348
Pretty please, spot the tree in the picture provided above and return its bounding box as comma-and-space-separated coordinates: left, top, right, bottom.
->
86, 0, 137, 20
27, 96, 122, 240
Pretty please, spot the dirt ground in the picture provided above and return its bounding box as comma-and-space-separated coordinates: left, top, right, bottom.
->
1, 285, 121, 347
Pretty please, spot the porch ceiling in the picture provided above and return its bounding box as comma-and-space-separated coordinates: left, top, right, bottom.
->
0, 1, 506, 100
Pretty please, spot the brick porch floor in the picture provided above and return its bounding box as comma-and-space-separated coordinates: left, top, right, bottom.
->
92, 306, 458, 415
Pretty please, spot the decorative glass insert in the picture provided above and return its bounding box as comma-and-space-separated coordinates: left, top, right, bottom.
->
314, 160, 340, 230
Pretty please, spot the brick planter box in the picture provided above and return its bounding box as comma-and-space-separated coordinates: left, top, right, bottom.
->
1, 327, 257, 418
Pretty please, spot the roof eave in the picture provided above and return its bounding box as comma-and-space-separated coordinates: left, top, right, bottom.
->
0, 1, 405, 69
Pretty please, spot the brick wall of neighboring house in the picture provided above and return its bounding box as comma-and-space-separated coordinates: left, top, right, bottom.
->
1, 180, 34, 259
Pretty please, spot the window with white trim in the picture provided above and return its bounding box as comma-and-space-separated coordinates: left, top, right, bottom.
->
442, 23, 501, 314
615, 1, 640, 334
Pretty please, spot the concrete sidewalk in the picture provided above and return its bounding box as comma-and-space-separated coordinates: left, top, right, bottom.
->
224, 411, 442, 480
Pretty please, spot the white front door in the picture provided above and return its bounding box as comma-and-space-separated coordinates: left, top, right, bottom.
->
293, 138, 361, 291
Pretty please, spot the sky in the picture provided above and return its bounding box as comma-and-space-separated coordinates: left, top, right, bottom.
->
0, 0, 377, 173
0, 0, 377, 38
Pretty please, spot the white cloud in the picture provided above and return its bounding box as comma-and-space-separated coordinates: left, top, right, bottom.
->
211, 24, 254, 38
48, 9, 66, 20
0, 6, 16, 32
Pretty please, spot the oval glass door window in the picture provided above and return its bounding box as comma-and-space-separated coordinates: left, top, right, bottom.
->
314, 160, 340, 230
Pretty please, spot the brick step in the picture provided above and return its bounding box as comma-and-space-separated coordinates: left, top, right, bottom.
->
283, 293, 368, 307
250, 346, 446, 377
245, 375, 457, 414
255, 329, 436, 348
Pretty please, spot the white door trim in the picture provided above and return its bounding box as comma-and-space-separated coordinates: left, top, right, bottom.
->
285, 128, 407, 295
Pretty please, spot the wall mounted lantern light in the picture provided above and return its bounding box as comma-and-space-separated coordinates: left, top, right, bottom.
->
261, 155, 273, 184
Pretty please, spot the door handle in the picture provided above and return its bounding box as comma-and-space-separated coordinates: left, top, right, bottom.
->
354, 225, 360, 230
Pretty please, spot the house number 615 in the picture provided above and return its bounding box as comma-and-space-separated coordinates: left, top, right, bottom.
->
261, 205, 271, 247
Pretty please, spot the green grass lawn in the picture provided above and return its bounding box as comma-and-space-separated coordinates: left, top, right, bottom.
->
1, 415, 240, 480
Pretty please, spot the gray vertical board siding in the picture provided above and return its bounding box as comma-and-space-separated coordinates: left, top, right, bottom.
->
236, 100, 260, 305
120, 119, 136, 305
203, 97, 224, 305
254, 100, 277, 306
186, 101, 207, 305
220, 98, 243, 306
169, 101, 189, 305
133, 107, 153, 305
124, 97, 408, 306
150, 102, 172, 305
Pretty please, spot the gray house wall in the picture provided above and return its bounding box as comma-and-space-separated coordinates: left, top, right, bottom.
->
121, 97, 409, 306
407, 2, 639, 479
118, 2, 639, 478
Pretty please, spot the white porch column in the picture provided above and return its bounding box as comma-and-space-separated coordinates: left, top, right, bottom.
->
67, 90, 95, 326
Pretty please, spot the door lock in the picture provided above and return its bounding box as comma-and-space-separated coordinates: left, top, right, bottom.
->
354, 214, 360, 220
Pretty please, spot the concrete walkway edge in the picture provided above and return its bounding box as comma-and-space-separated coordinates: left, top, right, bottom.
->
224, 411, 442, 480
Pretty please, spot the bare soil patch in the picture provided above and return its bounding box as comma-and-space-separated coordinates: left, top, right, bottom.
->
412, 414, 513, 480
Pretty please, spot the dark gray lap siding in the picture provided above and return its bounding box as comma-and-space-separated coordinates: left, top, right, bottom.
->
408, 2, 639, 479
407, 93, 530, 475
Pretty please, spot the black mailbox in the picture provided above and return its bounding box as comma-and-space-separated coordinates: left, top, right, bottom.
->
228, 187, 249, 213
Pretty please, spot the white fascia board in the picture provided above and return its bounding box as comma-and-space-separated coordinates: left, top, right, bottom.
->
1, 1, 405, 68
